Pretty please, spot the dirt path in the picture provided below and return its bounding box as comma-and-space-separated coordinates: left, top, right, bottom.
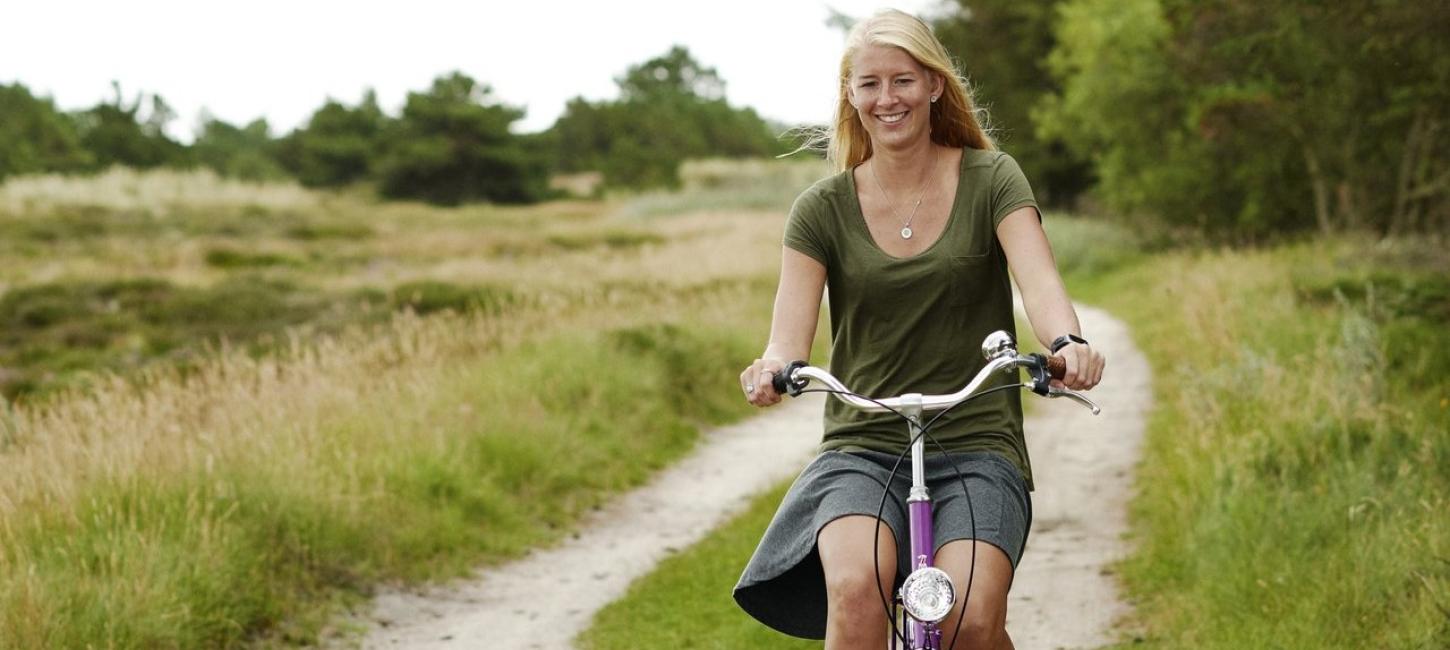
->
1005, 303, 1148, 648
341, 304, 1147, 649
342, 394, 827, 649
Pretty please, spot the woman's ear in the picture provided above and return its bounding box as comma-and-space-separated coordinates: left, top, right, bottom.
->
932, 72, 945, 101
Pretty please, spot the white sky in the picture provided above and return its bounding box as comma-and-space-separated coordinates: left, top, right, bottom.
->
2, 0, 944, 142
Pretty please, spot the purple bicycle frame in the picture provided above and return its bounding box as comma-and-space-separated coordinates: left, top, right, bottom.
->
898, 393, 944, 650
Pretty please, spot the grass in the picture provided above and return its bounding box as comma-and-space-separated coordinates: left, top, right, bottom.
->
612, 157, 830, 220
0, 159, 794, 401
577, 482, 819, 649
0, 159, 808, 647
1092, 236, 1450, 649
572, 219, 1449, 649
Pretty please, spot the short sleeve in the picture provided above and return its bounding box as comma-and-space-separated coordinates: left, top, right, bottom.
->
990, 153, 1040, 227
782, 187, 831, 266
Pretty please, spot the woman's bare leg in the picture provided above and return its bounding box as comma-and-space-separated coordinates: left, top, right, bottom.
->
933, 540, 1016, 650
817, 515, 898, 650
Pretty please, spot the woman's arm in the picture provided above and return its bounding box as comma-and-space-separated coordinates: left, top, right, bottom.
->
996, 207, 1104, 390
740, 247, 827, 406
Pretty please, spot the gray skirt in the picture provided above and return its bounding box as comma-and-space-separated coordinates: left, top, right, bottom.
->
732, 449, 1032, 640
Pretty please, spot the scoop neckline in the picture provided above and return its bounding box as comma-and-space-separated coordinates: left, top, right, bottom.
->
846, 147, 968, 262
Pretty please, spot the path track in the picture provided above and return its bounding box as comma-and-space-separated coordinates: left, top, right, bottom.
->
1005, 304, 1148, 648
345, 303, 1147, 649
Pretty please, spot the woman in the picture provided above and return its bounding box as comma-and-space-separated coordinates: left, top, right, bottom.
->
733, 9, 1105, 650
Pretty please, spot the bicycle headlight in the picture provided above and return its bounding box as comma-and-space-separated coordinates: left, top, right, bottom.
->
901, 566, 955, 623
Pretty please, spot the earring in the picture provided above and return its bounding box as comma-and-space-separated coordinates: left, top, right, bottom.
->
930, 95, 938, 103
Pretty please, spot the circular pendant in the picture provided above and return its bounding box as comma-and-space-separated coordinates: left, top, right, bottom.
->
900, 227, 913, 239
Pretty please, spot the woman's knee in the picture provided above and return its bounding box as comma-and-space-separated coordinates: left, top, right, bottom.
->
823, 565, 892, 615
817, 516, 897, 616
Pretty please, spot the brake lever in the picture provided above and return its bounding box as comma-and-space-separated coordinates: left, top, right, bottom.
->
1047, 386, 1101, 415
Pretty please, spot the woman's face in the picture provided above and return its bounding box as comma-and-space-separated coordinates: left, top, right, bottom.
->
848, 44, 941, 152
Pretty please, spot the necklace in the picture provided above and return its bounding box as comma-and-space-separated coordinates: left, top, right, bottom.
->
869, 146, 938, 240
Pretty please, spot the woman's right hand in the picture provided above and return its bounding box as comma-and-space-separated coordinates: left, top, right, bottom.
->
739, 358, 787, 407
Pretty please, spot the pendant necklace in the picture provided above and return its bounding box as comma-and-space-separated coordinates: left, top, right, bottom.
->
869, 146, 937, 240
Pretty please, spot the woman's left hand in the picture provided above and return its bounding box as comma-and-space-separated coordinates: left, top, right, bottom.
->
1052, 341, 1104, 391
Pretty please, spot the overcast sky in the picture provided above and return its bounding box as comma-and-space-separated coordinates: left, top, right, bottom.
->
3, 1, 943, 141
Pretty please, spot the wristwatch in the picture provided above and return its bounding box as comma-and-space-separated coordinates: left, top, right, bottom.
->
1050, 333, 1088, 354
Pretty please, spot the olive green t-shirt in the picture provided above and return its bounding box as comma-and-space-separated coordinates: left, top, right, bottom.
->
783, 147, 1039, 490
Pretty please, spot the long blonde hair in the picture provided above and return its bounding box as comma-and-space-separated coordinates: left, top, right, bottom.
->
819, 9, 995, 171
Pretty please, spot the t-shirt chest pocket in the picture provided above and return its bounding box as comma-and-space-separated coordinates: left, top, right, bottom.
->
949, 252, 993, 308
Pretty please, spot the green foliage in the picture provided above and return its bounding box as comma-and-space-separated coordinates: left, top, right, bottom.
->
74, 82, 188, 171
932, 0, 1093, 207
275, 91, 388, 188
0, 83, 92, 179
389, 281, 517, 315
547, 46, 785, 189
1038, 0, 1450, 239
191, 115, 287, 181
376, 72, 548, 205
203, 247, 301, 269
1084, 239, 1450, 648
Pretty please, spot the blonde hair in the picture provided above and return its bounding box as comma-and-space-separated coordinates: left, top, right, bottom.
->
807, 9, 995, 171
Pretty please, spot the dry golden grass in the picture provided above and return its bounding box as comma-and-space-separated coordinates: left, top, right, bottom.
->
0, 158, 813, 646
0, 166, 321, 215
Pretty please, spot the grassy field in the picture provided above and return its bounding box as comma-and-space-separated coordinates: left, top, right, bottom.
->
577, 220, 1450, 649
0, 159, 828, 647
1091, 237, 1450, 649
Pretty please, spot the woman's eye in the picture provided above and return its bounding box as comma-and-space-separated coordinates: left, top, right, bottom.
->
896, 78, 914, 85
860, 81, 877, 88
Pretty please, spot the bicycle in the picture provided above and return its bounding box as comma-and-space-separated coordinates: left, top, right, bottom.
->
769, 330, 1101, 650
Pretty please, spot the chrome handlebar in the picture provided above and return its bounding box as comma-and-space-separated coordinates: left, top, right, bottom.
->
775, 330, 1101, 416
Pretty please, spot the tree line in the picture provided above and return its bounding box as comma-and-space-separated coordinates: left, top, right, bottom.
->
3, 1, 1445, 238
0, 46, 786, 205
933, 0, 1448, 239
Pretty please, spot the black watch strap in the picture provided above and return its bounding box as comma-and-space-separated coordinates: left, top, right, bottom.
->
1050, 333, 1087, 354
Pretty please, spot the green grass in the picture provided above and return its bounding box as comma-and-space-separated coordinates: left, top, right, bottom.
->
0, 319, 764, 649
0, 159, 803, 647
1087, 237, 1450, 649
578, 482, 819, 650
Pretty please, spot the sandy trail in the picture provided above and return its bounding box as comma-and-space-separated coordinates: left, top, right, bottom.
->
342, 303, 1147, 649
1005, 304, 1148, 648
344, 395, 827, 649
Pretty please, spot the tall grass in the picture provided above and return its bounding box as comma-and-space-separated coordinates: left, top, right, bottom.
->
0, 281, 774, 648
0, 159, 801, 647
1093, 237, 1450, 648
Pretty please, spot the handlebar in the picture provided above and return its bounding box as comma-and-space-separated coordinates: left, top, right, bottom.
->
770, 331, 1100, 415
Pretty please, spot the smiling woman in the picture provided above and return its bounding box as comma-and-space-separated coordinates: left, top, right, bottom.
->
734, 8, 1105, 650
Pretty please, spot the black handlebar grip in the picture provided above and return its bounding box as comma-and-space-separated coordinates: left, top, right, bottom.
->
772, 360, 809, 396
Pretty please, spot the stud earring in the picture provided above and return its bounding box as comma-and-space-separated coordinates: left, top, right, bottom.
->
930, 95, 938, 103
